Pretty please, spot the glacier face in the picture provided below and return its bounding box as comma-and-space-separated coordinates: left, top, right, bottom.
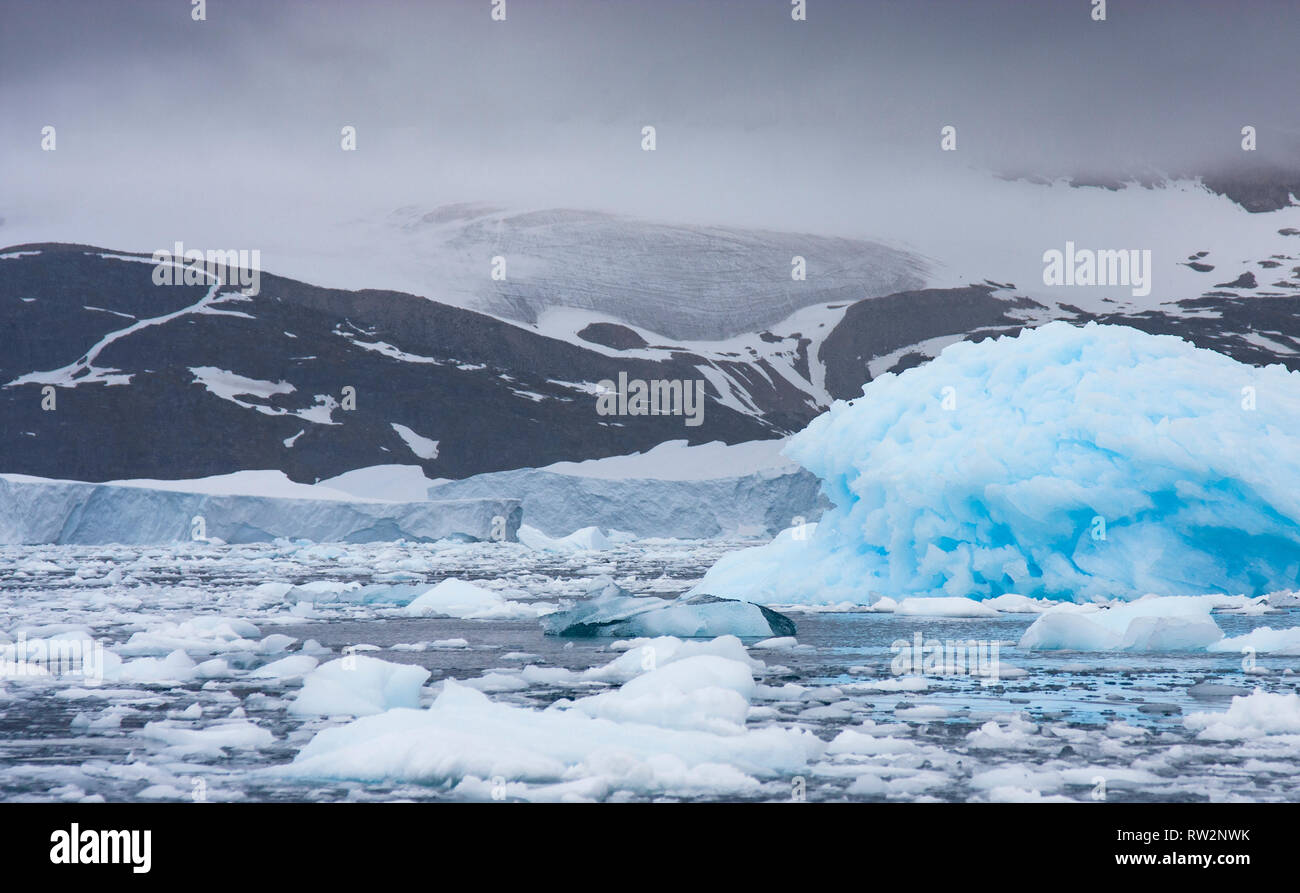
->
0, 475, 520, 545
425, 438, 829, 539
427, 466, 827, 539
696, 322, 1300, 605
370, 205, 928, 341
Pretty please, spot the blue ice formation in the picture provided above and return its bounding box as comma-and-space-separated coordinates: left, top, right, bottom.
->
695, 322, 1300, 605
544, 577, 796, 638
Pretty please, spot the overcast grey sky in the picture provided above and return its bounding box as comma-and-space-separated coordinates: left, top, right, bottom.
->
2, 0, 1297, 248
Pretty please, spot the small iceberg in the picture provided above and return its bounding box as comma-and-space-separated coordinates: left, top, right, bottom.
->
1185, 689, 1300, 739
404, 578, 555, 620
542, 577, 796, 638
1018, 596, 1225, 652
290, 655, 431, 717
518, 524, 611, 552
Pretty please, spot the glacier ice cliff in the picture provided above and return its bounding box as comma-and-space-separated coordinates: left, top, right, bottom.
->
0, 475, 520, 545
695, 322, 1300, 604
427, 466, 827, 539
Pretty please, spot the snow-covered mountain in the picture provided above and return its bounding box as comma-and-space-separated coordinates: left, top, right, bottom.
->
0, 243, 808, 483
6, 204, 1300, 487
334, 204, 930, 341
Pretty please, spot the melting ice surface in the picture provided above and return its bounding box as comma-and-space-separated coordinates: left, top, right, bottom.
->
696, 322, 1300, 607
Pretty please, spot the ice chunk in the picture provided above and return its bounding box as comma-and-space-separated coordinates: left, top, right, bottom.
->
1185, 689, 1300, 739
542, 577, 795, 638
826, 727, 919, 756
137, 718, 274, 754
750, 637, 799, 651
390, 639, 470, 651
562, 655, 756, 734
1208, 626, 1300, 655
695, 323, 1300, 605
116, 616, 261, 656
403, 578, 554, 620
280, 662, 823, 798
277, 581, 432, 606
249, 654, 320, 679
966, 717, 1039, 750
1019, 596, 1224, 651
518, 524, 611, 552
895, 597, 998, 618
258, 634, 296, 653
983, 594, 1055, 613
289, 655, 431, 716
582, 635, 763, 684
279, 581, 361, 604
110, 649, 198, 683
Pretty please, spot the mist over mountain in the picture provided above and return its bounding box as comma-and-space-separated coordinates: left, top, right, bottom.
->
6, 219, 1300, 484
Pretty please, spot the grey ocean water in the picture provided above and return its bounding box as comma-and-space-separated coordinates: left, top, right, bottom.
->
1, 539, 1297, 802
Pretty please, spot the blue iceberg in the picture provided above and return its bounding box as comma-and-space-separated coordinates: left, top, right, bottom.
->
696, 322, 1300, 605
543, 577, 796, 638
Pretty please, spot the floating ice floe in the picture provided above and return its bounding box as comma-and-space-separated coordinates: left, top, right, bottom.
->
248, 654, 319, 679
269, 580, 431, 606
136, 718, 275, 755
560, 655, 756, 734
1019, 596, 1226, 652
894, 597, 999, 618
390, 638, 470, 651
403, 578, 555, 620
259, 580, 450, 607
1184, 689, 1300, 739
289, 655, 431, 716
694, 322, 1300, 605
278, 636, 822, 799
584, 634, 764, 682
1209, 626, 1300, 655
115, 616, 264, 656
541, 576, 796, 638
108, 649, 199, 684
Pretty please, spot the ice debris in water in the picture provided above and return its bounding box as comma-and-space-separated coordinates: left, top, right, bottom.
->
541, 576, 796, 638
696, 322, 1300, 605
278, 635, 822, 798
